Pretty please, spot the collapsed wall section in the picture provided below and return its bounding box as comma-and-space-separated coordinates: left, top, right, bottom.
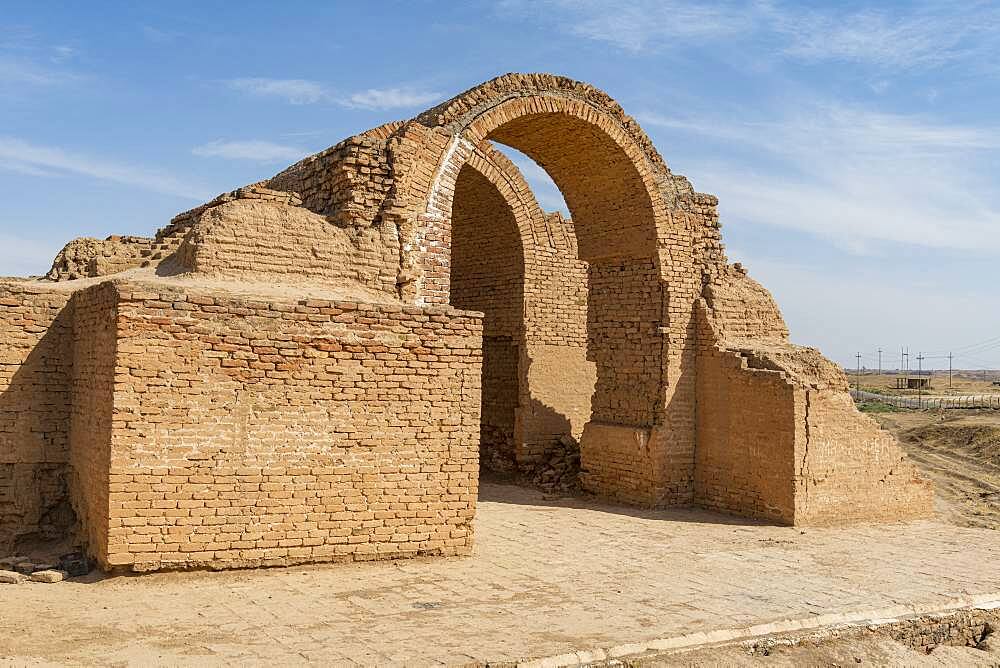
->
86, 282, 481, 571
0, 283, 74, 553
695, 281, 934, 525
793, 389, 935, 524
46, 236, 154, 281
174, 198, 401, 298
694, 311, 797, 522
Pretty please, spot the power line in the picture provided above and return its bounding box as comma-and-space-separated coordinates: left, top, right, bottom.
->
926, 334, 1000, 357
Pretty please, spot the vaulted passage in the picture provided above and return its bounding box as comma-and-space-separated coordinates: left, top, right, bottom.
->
448, 144, 597, 483
423, 98, 673, 503
450, 163, 525, 472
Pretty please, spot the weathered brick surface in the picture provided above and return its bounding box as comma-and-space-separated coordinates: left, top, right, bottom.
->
69, 282, 118, 559
694, 287, 934, 524
81, 281, 481, 571
0, 73, 934, 570
174, 198, 400, 298
0, 283, 74, 553
46, 236, 154, 281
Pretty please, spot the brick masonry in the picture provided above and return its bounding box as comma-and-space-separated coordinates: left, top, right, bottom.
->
0, 73, 932, 570
0, 283, 74, 554
79, 281, 481, 571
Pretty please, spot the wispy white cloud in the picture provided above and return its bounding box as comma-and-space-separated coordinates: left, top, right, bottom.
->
0, 137, 211, 200
639, 105, 1000, 254
344, 87, 441, 110
192, 139, 308, 163
499, 0, 749, 52
0, 159, 57, 177
0, 26, 83, 87
141, 25, 182, 44
225, 77, 441, 109
500, 0, 1000, 70
227, 77, 329, 105
49, 45, 77, 64
0, 56, 81, 86
764, 3, 999, 69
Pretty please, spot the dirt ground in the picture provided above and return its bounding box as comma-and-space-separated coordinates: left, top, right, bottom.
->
645, 633, 1000, 666
650, 407, 1000, 666
875, 408, 1000, 530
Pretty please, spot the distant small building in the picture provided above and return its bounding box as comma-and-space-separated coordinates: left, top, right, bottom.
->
895, 377, 930, 390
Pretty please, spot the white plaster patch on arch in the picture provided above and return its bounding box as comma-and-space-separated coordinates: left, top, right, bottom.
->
425, 136, 476, 221
406, 135, 475, 305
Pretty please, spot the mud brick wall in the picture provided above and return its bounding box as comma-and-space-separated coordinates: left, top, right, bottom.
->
702, 265, 790, 341
450, 163, 524, 469
0, 283, 74, 552
576, 258, 667, 505
694, 303, 933, 524
793, 389, 934, 524
68, 282, 119, 558
93, 282, 481, 571
176, 199, 400, 297
479, 338, 519, 470
518, 213, 594, 466
46, 235, 153, 282
266, 129, 397, 227
694, 334, 797, 523
586, 258, 663, 428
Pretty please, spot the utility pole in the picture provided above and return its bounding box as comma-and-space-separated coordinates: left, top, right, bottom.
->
917, 352, 925, 409
896, 346, 906, 387
856, 352, 862, 392
949, 352, 953, 390
877, 348, 882, 378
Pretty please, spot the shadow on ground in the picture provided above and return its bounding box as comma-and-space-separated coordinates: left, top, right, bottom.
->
477, 477, 769, 527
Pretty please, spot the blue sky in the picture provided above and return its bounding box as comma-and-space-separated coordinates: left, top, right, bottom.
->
2, 1, 999, 369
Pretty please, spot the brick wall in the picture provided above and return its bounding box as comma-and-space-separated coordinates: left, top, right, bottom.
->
586, 258, 663, 428
793, 389, 934, 524
694, 302, 933, 524
68, 282, 118, 558
694, 328, 798, 523
83, 281, 481, 571
450, 163, 524, 470
519, 213, 593, 465
176, 198, 400, 298
266, 125, 399, 227
0, 283, 74, 552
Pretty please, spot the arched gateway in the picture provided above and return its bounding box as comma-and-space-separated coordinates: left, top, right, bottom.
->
0, 74, 932, 572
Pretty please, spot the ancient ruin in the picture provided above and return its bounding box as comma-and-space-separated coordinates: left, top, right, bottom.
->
0, 74, 933, 572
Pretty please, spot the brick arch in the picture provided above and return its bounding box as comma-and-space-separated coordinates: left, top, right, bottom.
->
453, 140, 605, 477
450, 145, 531, 472
395, 82, 674, 305
385, 74, 693, 505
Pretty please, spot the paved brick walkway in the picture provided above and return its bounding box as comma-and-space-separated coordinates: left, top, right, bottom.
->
2, 482, 999, 666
